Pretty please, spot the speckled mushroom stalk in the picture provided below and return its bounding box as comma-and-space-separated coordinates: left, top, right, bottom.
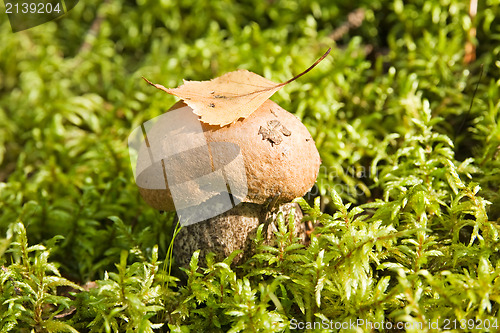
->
137, 100, 321, 267
174, 201, 304, 267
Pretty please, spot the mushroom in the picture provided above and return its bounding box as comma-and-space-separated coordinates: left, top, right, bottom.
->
133, 99, 320, 267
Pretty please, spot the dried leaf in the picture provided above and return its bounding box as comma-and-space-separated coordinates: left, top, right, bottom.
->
143, 48, 331, 126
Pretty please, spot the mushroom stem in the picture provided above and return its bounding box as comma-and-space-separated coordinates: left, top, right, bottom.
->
174, 202, 305, 268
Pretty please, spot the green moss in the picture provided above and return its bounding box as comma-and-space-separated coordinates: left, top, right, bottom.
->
1, 0, 499, 331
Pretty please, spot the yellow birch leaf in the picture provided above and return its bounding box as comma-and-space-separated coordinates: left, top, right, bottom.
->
143, 48, 330, 126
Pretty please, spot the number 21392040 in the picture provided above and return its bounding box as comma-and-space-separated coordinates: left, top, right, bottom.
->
442, 318, 498, 330
5, 2, 61, 14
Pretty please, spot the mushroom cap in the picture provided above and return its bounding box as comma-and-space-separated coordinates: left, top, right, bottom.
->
136, 99, 320, 211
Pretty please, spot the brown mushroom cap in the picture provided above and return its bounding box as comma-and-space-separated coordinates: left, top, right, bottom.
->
136, 99, 320, 211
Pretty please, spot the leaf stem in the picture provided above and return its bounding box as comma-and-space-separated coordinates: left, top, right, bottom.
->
280, 48, 332, 86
